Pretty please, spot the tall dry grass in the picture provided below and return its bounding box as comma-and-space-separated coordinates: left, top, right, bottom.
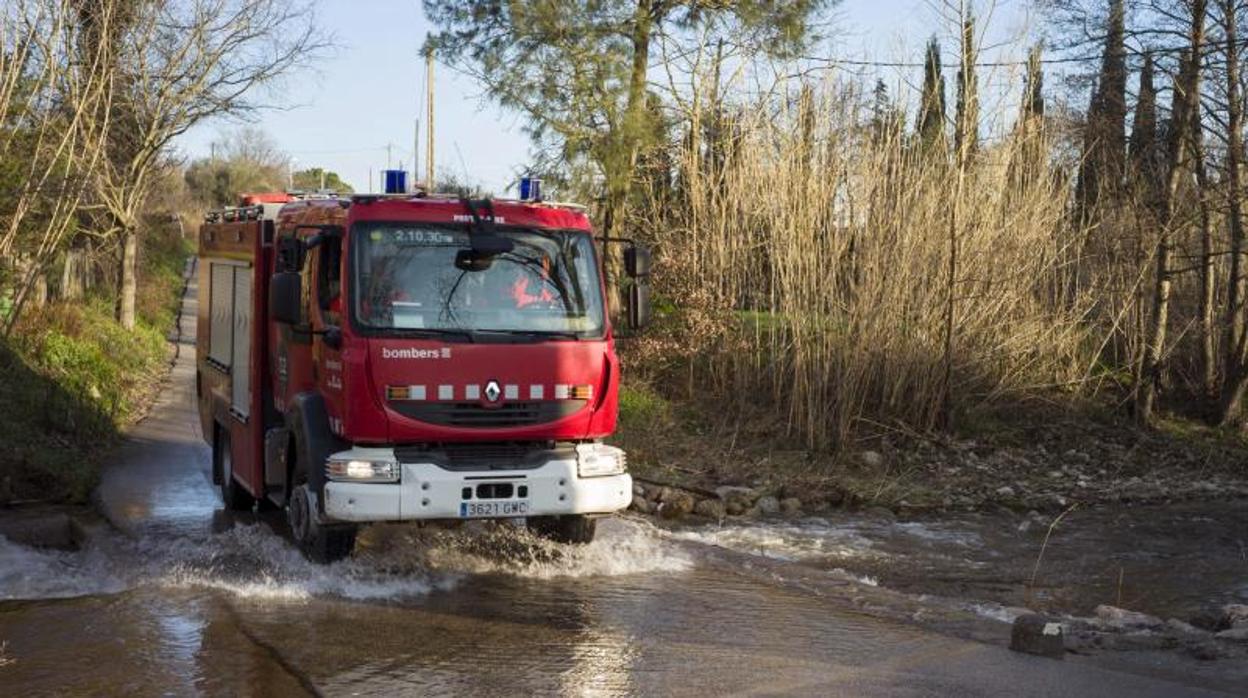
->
634, 83, 1116, 449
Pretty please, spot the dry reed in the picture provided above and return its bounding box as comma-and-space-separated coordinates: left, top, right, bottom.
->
636, 82, 1113, 449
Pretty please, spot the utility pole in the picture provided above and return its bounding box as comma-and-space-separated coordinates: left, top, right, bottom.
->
387, 142, 393, 169
414, 118, 420, 187
425, 48, 435, 188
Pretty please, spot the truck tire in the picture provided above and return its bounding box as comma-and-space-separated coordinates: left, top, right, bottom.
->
527, 515, 597, 544
214, 427, 255, 512
288, 483, 356, 564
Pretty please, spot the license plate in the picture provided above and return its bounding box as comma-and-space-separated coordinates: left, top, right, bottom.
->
459, 500, 530, 518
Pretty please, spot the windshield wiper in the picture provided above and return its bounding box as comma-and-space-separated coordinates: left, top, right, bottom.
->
386, 327, 475, 342
469, 329, 582, 342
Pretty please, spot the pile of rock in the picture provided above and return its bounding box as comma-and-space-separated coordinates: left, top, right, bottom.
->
628, 481, 805, 522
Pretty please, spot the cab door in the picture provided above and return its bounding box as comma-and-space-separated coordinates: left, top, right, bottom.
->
311, 237, 348, 438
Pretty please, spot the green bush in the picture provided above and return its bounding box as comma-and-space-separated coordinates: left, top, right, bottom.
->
618, 383, 672, 432
0, 233, 186, 504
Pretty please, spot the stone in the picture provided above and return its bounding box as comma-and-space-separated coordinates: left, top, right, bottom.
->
694, 498, 726, 520
717, 486, 758, 516
1215, 627, 1248, 642
806, 498, 831, 512
1190, 607, 1230, 632
995, 486, 1016, 498
1165, 619, 1204, 636
629, 497, 653, 514
859, 451, 884, 468
780, 497, 803, 516
1095, 605, 1163, 629
658, 490, 695, 519
1223, 604, 1248, 629
715, 485, 757, 501
632, 482, 646, 498
1010, 614, 1065, 659
0, 511, 75, 550
756, 496, 781, 515
866, 506, 896, 522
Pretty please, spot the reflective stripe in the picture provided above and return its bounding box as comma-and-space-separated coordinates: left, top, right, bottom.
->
554, 384, 570, 400
409, 385, 426, 401
438, 385, 454, 401
504, 384, 519, 400
529, 385, 544, 400
465, 384, 481, 400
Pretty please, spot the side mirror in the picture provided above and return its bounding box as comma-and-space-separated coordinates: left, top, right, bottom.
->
276, 236, 305, 272
624, 246, 651, 278
270, 271, 302, 325
322, 325, 343, 350
627, 281, 651, 330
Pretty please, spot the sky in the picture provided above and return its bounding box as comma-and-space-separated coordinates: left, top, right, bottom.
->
174, 0, 1040, 196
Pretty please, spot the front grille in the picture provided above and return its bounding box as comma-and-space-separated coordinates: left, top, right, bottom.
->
396, 441, 575, 471
389, 400, 586, 428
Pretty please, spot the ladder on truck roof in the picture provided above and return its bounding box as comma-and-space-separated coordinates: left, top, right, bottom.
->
203, 191, 342, 224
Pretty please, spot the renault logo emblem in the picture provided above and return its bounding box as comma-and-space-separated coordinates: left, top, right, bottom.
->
484, 380, 502, 403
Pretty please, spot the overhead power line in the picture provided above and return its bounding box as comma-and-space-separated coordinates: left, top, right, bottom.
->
802, 38, 1248, 70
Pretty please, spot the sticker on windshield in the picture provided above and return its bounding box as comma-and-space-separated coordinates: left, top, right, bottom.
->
386, 229, 455, 244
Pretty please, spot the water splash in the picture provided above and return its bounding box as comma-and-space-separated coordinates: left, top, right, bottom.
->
0, 516, 691, 604
397, 517, 693, 579
668, 520, 883, 563
0, 535, 127, 600
149, 525, 455, 601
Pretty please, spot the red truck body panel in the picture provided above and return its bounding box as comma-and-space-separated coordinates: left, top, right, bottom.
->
198, 195, 619, 501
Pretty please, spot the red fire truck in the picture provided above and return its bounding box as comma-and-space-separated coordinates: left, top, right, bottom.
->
196, 189, 649, 562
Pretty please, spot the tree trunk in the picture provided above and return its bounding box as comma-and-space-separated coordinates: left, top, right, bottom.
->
1194, 136, 1217, 397
600, 0, 655, 317
1137, 3, 1205, 424
117, 227, 137, 329
1219, 0, 1248, 425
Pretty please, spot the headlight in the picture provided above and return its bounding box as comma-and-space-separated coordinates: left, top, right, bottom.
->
326, 457, 399, 483
576, 443, 627, 478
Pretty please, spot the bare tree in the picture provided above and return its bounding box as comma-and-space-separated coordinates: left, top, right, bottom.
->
0, 0, 116, 334
1136, 0, 1207, 424
77, 0, 327, 329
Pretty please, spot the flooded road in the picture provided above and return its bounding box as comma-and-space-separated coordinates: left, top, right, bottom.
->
2, 271, 1245, 696
672, 501, 1248, 625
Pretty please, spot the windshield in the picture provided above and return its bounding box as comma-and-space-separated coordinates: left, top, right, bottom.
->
351, 223, 605, 338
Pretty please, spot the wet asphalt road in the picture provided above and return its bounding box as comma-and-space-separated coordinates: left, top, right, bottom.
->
0, 270, 1239, 697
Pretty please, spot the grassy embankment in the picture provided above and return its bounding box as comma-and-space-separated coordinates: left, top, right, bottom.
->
0, 228, 190, 504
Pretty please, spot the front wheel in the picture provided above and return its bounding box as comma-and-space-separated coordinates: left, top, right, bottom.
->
287, 483, 356, 563
527, 515, 597, 544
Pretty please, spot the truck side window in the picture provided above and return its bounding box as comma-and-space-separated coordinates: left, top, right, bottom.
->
317, 238, 342, 311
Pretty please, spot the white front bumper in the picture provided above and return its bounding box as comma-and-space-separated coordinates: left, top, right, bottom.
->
322, 452, 632, 523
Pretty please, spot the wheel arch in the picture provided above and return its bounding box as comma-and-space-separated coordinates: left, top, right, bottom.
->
284, 391, 346, 501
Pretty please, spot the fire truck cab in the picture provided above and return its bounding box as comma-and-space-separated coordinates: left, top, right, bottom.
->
196, 190, 650, 562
